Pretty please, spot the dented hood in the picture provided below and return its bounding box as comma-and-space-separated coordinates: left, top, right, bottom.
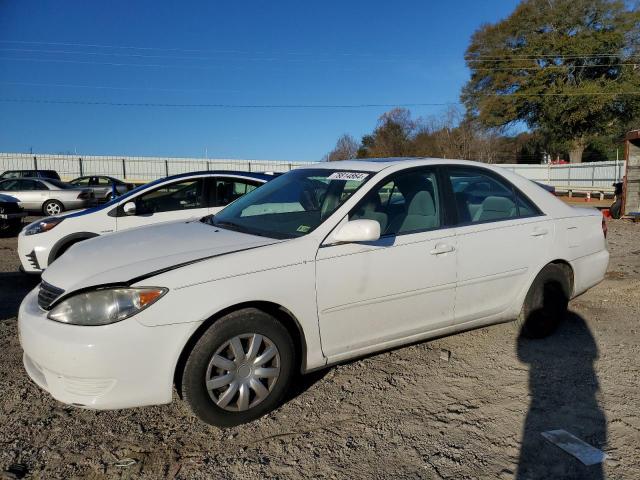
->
42, 219, 280, 293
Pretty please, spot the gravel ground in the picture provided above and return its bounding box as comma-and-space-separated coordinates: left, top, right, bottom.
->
0, 219, 639, 479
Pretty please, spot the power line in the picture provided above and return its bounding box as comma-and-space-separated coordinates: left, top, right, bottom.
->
473, 63, 637, 71
0, 81, 243, 94
1, 91, 639, 109
0, 39, 412, 60
0, 47, 336, 64
0, 98, 459, 108
0, 56, 260, 70
464, 52, 638, 62
2, 55, 637, 73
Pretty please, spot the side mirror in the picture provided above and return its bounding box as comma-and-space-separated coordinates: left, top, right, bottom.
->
123, 201, 136, 216
332, 219, 380, 244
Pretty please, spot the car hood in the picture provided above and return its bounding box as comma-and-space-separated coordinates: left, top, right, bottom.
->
42, 219, 282, 293
0, 194, 19, 203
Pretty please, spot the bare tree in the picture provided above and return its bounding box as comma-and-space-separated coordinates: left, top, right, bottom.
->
323, 134, 359, 161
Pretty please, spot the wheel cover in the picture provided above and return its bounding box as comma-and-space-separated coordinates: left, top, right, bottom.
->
205, 333, 281, 412
46, 202, 61, 215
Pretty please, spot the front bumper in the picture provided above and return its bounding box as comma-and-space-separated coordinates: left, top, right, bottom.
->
17, 231, 48, 273
0, 211, 27, 220
18, 287, 198, 409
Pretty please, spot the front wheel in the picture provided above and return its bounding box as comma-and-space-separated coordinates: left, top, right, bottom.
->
182, 308, 295, 427
43, 200, 64, 216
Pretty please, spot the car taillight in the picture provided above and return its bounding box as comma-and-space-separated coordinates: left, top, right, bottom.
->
602, 214, 608, 238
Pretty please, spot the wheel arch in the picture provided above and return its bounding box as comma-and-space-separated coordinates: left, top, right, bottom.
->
48, 232, 100, 265
548, 259, 575, 297
173, 300, 308, 398
41, 198, 63, 215
511, 259, 575, 319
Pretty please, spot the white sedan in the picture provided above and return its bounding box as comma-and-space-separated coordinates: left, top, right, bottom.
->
18, 159, 609, 427
17, 171, 272, 273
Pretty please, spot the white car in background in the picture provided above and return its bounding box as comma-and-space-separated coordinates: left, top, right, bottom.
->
18, 171, 273, 272
18, 158, 608, 427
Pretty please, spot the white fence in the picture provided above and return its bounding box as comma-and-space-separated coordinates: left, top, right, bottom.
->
0, 153, 311, 183
0, 152, 626, 189
500, 161, 625, 189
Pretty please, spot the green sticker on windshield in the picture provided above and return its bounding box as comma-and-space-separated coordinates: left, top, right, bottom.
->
297, 225, 311, 233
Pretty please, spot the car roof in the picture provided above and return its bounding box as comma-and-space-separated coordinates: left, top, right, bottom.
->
303, 158, 508, 173
158, 170, 275, 182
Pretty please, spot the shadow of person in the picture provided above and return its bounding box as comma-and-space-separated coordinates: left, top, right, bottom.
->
0, 271, 39, 321
516, 312, 606, 479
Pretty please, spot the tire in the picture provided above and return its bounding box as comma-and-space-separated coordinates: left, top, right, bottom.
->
182, 308, 295, 427
515, 264, 570, 339
0, 218, 22, 236
610, 198, 622, 219
43, 200, 64, 216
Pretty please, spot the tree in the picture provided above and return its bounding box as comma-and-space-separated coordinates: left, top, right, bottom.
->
323, 134, 359, 161
462, 0, 640, 162
356, 108, 416, 158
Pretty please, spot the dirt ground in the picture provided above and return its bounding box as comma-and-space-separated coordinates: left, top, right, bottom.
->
0, 219, 639, 479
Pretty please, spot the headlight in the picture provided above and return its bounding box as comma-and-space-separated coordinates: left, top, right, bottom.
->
24, 217, 64, 236
47, 287, 167, 326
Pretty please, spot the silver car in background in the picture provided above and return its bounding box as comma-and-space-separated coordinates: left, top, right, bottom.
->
68, 175, 135, 202
0, 178, 93, 216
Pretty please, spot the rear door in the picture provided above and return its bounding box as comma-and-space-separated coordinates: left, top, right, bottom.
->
16, 179, 48, 210
115, 177, 209, 231
207, 176, 262, 214
445, 166, 553, 324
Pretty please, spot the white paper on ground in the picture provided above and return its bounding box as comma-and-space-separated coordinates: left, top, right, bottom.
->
541, 429, 608, 466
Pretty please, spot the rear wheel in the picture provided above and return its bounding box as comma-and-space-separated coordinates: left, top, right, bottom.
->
182, 308, 295, 427
43, 200, 64, 216
516, 264, 570, 338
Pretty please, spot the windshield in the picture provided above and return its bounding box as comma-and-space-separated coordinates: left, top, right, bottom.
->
206, 168, 371, 239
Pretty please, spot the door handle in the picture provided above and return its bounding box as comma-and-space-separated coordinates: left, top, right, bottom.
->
530, 227, 549, 237
430, 243, 455, 255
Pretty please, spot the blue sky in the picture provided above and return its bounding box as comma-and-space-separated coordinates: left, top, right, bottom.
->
0, 0, 521, 161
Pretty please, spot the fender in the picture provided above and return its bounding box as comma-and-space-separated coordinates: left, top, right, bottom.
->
48, 232, 100, 266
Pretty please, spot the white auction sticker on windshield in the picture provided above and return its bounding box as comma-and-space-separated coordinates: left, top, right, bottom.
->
327, 172, 368, 181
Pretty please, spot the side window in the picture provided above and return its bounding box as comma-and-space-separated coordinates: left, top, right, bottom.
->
32, 181, 47, 190
448, 168, 533, 224
515, 192, 541, 217
0, 180, 20, 191
213, 179, 259, 207
349, 169, 440, 236
19, 180, 39, 191
2, 172, 22, 179
71, 177, 90, 186
97, 177, 111, 186
134, 179, 205, 214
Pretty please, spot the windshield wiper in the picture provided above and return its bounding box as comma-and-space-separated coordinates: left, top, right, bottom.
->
213, 220, 247, 233
200, 214, 214, 225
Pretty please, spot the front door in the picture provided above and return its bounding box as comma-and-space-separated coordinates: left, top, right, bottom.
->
315, 167, 457, 360
115, 177, 209, 231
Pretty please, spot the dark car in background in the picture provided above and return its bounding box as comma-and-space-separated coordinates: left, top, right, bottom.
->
0, 193, 27, 234
69, 175, 135, 202
0, 170, 61, 181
